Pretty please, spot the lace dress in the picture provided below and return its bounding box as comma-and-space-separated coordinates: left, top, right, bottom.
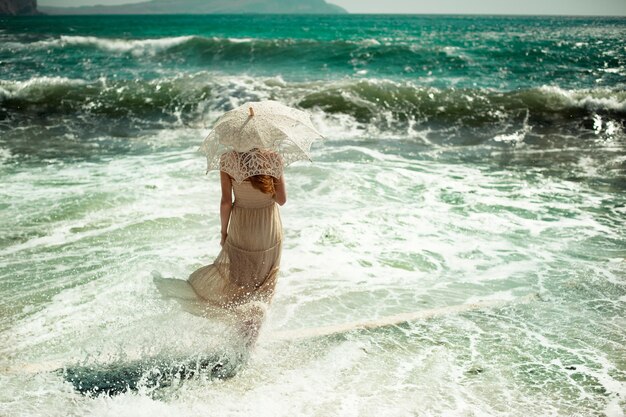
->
188, 179, 283, 308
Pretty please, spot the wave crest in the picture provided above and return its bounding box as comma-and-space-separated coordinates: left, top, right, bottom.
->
25, 35, 195, 56
3, 34, 468, 62
1, 74, 624, 141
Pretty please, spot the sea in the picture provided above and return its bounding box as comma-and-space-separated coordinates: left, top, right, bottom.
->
0, 14, 625, 417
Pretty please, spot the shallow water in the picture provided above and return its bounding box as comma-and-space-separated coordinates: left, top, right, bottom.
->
1, 14, 625, 417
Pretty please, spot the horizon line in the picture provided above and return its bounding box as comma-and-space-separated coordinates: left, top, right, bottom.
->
31, 10, 626, 17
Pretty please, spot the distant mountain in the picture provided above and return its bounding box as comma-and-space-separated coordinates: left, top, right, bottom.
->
0, 0, 39, 15
40, 0, 347, 14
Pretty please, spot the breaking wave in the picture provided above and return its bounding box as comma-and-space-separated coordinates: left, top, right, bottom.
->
0, 34, 534, 65
1, 74, 624, 134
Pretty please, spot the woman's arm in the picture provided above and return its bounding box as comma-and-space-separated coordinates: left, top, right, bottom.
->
273, 175, 287, 206
219, 171, 233, 246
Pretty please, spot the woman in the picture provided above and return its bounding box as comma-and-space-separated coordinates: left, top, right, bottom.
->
187, 149, 286, 346
159, 101, 320, 346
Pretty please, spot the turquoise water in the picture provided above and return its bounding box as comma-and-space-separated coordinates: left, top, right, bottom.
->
0, 14, 625, 416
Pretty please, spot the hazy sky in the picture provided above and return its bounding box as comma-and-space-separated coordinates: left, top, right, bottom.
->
39, 0, 626, 15
331, 0, 626, 15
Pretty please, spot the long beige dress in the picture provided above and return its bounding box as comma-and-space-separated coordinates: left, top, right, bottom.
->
188, 179, 283, 309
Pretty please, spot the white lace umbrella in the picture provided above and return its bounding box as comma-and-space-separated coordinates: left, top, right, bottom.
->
199, 100, 324, 183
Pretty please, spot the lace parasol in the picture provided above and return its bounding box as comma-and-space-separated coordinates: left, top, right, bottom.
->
199, 100, 323, 183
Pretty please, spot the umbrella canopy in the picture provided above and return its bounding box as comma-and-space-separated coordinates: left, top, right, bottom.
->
199, 100, 323, 183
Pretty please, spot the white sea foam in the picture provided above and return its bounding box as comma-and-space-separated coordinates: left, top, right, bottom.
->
227, 37, 254, 43
605, 398, 625, 417
601, 67, 623, 74
2, 146, 624, 416
539, 85, 626, 112
357, 38, 381, 46
2, 85, 625, 417
26, 35, 194, 56
492, 130, 525, 143
493, 110, 531, 144
0, 147, 11, 164
0, 76, 87, 99
5, 35, 299, 55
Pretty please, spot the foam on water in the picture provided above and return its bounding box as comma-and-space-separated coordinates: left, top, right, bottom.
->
11, 35, 195, 56
2, 73, 625, 160
1, 137, 625, 415
538, 85, 626, 112
0, 76, 87, 100
0, 146, 11, 164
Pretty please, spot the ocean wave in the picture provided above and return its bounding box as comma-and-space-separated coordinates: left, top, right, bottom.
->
1, 74, 624, 141
19, 35, 195, 56
0, 76, 88, 100
2, 34, 471, 63
4, 34, 622, 92
8, 35, 306, 53
295, 80, 626, 127
538, 85, 626, 112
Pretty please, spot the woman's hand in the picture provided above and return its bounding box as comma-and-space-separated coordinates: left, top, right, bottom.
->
220, 231, 227, 246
